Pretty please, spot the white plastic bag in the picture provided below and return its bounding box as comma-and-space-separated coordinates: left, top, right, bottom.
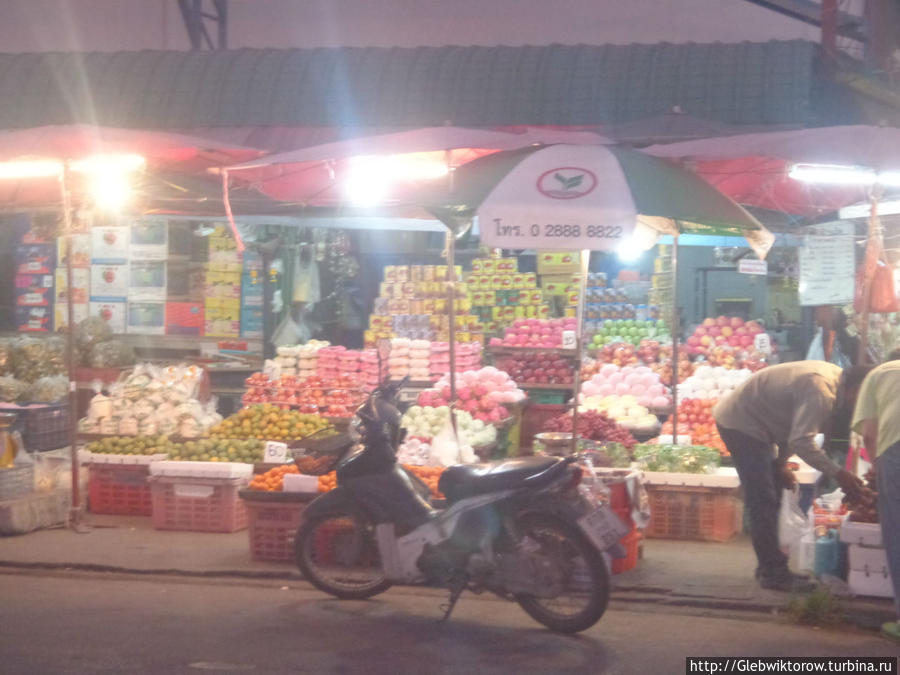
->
430, 413, 476, 467
779, 487, 812, 563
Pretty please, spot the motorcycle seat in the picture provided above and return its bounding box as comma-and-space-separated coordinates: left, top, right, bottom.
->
438, 456, 568, 503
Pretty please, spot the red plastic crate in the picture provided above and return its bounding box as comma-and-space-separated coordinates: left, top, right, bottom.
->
149, 476, 248, 532
519, 403, 567, 450
244, 499, 306, 562
644, 485, 743, 542
88, 464, 152, 516
612, 529, 641, 574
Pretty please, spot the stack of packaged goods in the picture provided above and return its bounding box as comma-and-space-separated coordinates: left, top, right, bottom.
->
55, 228, 90, 331
126, 218, 169, 336
536, 252, 583, 319
239, 250, 264, 339
272, 340, 330, 378
16, 231, 57, 333
204, 226, 242, 339
467, 257, 550, 332
365, 265, 482, 346
408, 339, 431, 381
387, 339, 411, 380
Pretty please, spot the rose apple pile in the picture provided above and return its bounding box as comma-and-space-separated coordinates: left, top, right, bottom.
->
589, 319, 666, 347
581, 364, 671, 410
542, 410, 638, 449
659, 398, 727, 455
419, 367, 524, 425
495, 353, 574, 386
489, 318, 578, 349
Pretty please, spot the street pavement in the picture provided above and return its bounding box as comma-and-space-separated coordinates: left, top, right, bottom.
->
0, 568, 896, 675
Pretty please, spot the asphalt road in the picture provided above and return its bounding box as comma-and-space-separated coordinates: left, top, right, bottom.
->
0, 570, 896, 675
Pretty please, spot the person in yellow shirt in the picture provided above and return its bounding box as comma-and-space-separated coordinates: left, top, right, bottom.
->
714, 361, 869, 592
851, 360, 900, 644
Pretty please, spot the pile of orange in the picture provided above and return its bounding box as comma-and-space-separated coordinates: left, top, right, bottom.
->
210, 404, 333, 442
249, 464, 300, 491
317, 471, 337, 493
402, 464, 445, 499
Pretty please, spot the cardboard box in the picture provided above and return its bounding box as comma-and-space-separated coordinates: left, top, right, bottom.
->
90, 264, 129, 300
165, 302, 204, 336
242, 250, 263, 273
127, 301, 166, 335
15, 306, 52, 332
241, 272, 264, 308
91, 226, 130, 263
57, 233, 91, 268
55, 267, 90, 305
54, 303, 89, 332
166, 261, 190, 299
130, 217, 169, 260
240, 308, 264, 339
15, 245, 55, 275
15, 285, 53, 307
204, 319, 240, 338
89, 301, 127, 334
206, 268, 242, 299
536, 251, 581, 275
129, 260, 167, 301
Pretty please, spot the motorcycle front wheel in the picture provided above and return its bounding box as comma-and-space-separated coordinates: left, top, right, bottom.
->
514, 514, 610, 634
295, 509, 392, 600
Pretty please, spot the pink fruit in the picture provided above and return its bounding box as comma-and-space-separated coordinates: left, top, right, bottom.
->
700, 336, 712, 346
702, 318, 716, 327
730, 317, 744, 328
687, 336, 700, 347
721, 326, 733, 337
715, 316, 729, 327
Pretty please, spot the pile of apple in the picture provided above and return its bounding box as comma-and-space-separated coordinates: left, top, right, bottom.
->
241, 372, 366, 417
649, 344, 696, 385
659, 398, 728, 456
489, 318, 578, 349
418, 367, 525, 426
496, 353, 574, 386
589, 319, 666, 347
687, 316, 765, 357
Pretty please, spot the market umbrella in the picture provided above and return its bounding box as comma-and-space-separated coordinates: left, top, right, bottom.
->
0, 125, 264, 527
420, 143, 775, 450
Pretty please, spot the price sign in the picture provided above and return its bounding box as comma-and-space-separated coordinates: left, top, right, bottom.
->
754, 333, 772, 355
263, 441, 288, 464
799, 221, 855, 306
561, 330, 577, 350
738, 259, 768, 276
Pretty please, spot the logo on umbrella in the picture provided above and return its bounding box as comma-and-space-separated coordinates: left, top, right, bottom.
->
536, 167, 597, 200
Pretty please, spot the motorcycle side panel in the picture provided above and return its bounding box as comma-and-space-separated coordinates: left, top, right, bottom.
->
342, 464, 435, 532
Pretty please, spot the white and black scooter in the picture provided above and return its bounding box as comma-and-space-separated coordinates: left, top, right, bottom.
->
293, 377, 628, 633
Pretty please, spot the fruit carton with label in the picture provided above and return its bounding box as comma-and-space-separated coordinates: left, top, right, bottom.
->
165, 302, 204, 336
126, 301, 166, 335
89, 301, 127, 333
90, 264, 129, 300
55, 267, 89, 304
91, 226, 130, 263
54, 303, 89, 332
15, 245, 55, 275
15, 306, 51, 332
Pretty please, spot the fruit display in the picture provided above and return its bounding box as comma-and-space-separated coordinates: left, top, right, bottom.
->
209, 404, 333, 441
686, 316, 772, 372
632, 443, 722, 474
242, 373, 367, 417
580, 364, 671, 411
589, 319, 666, 347
272, 340, 330, 379
495, 352, 575, 386
387, 338, 481, 382
677, 365, 753, 401
84, 435, 177, 457
402, 464, 445, 499
418, 367, 525, 425
659, 399, 727, 455
9, 336, 65, 382
248, 464, 337, 493
489, 318, 578, 349
541, 410, 638, 449
578, 395, 660, 432
400, 405, 497, 449
79, 363, 220, 438
845, 468, 879, 523
169, 438, 265, 463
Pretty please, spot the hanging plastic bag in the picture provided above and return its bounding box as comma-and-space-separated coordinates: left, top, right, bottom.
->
855, 260, 899, 313
778, 487, 812, 563
292, 246, 321, 304
272, 312, 304, 347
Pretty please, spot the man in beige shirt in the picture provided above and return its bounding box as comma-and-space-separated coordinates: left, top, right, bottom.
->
714, 361, 869, 592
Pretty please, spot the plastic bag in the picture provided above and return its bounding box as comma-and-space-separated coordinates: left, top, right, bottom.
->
89, 339, 134, 368
855, 260, 900, 313
27, 375, 69, 403
273, 313, 305, 347
75, 316, 113, 352
430, 414, 476, 467
779, 487, 812, 562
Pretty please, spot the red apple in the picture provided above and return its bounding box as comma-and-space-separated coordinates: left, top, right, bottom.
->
702, 318, 716, 327
708, 326, 722, 337
715, 316, 729, 327
730, 317, 744, 328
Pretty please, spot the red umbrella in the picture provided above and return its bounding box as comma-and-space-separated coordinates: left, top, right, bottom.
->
645, 125, 900, 217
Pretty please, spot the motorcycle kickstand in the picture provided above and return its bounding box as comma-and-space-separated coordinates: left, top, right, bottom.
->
439, 576, 467, 623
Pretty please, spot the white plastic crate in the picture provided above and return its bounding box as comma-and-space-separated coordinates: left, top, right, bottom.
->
839, 520, 883, 547
149, 460, 253, 479
641, 467, 740, 488
87, 453, 168, 465
848, 568, 894, 599
848, 542, 889, 575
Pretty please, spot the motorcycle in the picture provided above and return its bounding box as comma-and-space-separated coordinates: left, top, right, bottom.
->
293, 378, 628, 633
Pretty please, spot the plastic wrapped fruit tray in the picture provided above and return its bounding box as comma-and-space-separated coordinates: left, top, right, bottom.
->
239, 491, 309, 562
149, 475, 248, 532
0, 464, 35, 501
88, 464, 153, 516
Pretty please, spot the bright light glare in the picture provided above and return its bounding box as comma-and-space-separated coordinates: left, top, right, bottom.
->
839, 199, 900, 219
617, 237, 645, 262
345, 154, 449, 206
788, 163, 878, 185
877, 171, 900, 187
0, 160, 62, 179
89, 171, 132, 212
71, 153, 145, 174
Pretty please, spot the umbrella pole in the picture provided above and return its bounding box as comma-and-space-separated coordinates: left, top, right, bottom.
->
670, 234, 680, 442
59, 164, 83, 528
570, 249, 589, 456
446, 229, 461, 457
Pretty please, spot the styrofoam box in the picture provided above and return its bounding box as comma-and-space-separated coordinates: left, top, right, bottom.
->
283, 473, 320, 494
847, 568, 895, 599
642, 467, 740, 488
787, 455, 820, 485
149, 460, 253, 480
848, 542, 889, 574
87, 453, 168, 465
839, 520, 884, 547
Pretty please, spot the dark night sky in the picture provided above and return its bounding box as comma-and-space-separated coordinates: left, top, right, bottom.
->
1, 0, 826, 52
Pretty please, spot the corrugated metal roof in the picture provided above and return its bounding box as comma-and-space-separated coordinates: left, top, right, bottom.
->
0, 41, 830, 129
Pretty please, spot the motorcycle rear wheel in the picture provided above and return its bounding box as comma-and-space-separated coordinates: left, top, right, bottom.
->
295, 509, 392, 600
514, 514, 610, 634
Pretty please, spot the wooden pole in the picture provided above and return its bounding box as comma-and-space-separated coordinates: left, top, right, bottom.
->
569, 249, 590, 456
